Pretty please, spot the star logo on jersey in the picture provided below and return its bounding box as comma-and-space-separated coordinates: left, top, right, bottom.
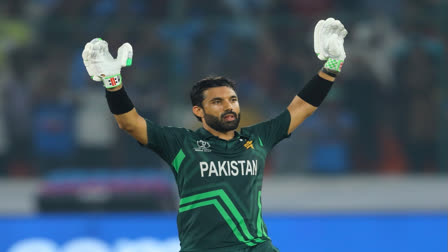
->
194, 140, 212, 152
244, 140, 254, 149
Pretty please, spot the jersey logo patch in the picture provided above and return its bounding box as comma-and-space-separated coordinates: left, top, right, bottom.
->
194, 140, 212, 152
244, 140, 254, 149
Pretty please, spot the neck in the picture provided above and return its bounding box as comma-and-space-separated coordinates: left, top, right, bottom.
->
203, 124, 235, 141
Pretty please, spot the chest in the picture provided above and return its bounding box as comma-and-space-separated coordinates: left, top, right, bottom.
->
177, 137, 267, 184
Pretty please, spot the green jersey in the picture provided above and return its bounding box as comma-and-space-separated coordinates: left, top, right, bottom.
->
141, 110, 291, 251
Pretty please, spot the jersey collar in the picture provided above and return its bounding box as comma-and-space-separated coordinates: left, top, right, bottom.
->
196, 127, 250, 140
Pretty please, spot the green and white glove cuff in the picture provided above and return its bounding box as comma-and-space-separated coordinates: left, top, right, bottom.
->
102, 74, 122, 89
324, 58, 344, 73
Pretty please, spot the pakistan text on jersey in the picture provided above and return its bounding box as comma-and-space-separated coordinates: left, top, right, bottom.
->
199, 160, 258, 177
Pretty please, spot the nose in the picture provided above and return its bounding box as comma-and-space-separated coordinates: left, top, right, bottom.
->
223, 100, 233, 111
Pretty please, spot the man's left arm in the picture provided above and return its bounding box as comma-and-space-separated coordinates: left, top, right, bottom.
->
286, 17, 347, 134
287, 71, 335, 134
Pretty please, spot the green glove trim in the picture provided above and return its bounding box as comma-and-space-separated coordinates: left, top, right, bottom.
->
324, 58, 344, 73
126, 58, 132, 66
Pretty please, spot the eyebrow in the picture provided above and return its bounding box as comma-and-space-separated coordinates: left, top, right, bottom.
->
209, 95, 238, 102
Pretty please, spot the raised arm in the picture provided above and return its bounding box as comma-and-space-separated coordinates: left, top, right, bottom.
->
82, 38, 148, 145
107, 86, 148, 145
287, 18, 347, 134
287, 71, 335, 134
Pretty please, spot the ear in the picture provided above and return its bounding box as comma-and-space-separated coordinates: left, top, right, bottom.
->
192, 106, 204, 119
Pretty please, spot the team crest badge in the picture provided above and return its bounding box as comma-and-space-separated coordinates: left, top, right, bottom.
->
194, 140, 212, 152
244, 140, 254, 149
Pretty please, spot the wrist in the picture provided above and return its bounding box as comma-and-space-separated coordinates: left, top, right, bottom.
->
324, 58, 344, 73
102, 74, 122, 89
105, 86, 134, 115
297, 74, 334, 107
319, 69, 336, 82
107, 85, 123, 92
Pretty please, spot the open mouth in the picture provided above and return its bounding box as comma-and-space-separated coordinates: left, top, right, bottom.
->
223, 114, 236, 121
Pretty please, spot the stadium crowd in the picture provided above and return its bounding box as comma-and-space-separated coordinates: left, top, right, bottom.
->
0, 0, 447, 176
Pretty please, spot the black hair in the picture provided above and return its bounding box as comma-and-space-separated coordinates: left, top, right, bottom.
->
190, 76, 237, 122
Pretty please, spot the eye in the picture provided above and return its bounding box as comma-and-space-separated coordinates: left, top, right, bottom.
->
231, 97, 238, 102
212, 100, 221, 104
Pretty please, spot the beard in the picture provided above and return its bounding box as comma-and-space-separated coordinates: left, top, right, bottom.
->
203, 111, 240, 133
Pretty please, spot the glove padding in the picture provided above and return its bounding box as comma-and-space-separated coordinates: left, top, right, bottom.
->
82, 38, 133, 88
314, 18, 347, 73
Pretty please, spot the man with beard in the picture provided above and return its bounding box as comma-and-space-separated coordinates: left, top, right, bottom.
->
82, 18, 347, 252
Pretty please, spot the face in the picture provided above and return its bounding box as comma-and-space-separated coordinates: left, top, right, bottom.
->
197, 86, 241, 133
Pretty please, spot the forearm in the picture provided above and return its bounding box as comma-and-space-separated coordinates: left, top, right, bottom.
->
112, 108, 143, 131
298, 71, 335, 107
107, 85, 123, 92
106, 86, 149, 144
106, 86, 138, 130
287, 70, 336, 134
287, 96, 317, 134
318, 69, 336, 82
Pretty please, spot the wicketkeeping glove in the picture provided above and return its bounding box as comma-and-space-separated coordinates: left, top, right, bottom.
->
82, 38, 133, 89
314, 18, 347, 74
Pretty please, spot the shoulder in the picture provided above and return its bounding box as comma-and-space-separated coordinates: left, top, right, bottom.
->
240, 125, 261, 140
241, 110, 291, 133
240, 110, 291, 148
144, 119, 194, 144
145, 119, 191, 133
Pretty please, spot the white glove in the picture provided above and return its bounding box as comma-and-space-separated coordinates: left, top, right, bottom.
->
82, 38, 133, 89
314, 18, 348, 73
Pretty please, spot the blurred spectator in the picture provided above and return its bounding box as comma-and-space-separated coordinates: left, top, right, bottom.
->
74, 87, 118, 167
342, 58, 383, 172
3, 50, 33, 176
31, 48, 75, 172
0, 0, 446, 177
347, 15, 404, 88
394, 39, 442, 172
301, 90, 355, 173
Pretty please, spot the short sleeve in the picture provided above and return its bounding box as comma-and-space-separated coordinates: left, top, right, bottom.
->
140, 119, 188, 164
242, 110, 291, 150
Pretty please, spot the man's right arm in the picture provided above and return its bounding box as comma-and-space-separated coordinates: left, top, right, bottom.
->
82, 38, 148, 145
108, 85, 148, 145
